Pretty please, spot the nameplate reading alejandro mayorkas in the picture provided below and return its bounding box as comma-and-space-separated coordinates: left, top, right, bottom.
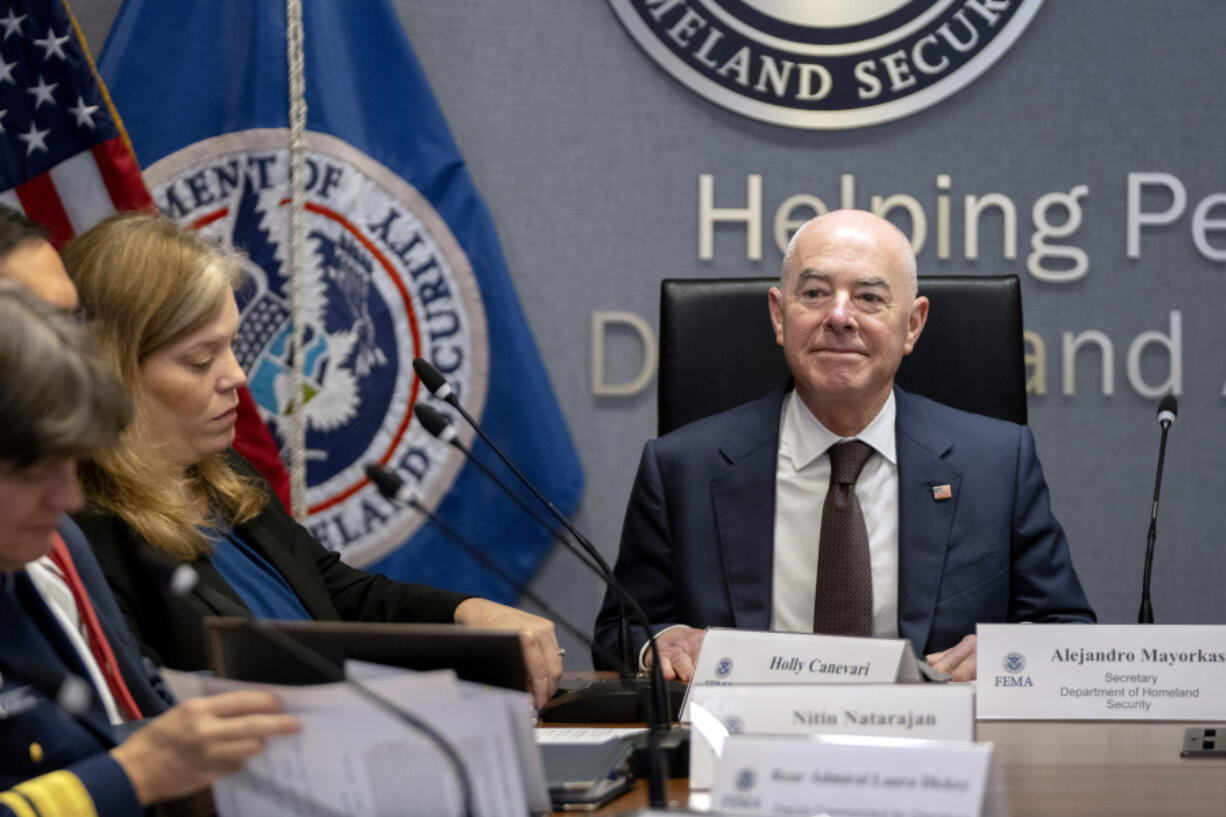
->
977, 624, 1226, 720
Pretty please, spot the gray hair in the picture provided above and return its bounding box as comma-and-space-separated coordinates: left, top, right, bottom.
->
0, 280, 130, 466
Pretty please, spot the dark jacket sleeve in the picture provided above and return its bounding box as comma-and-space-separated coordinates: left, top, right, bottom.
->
74, 452, 471, 671
593, 439, 679, 670
236, 459, 471, 625
0, 757, 141, 817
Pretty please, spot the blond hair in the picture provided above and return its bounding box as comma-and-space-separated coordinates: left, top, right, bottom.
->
62, 212, 267, 560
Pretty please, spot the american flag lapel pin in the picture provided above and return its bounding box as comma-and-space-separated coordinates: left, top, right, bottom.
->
931, 484, 953, 501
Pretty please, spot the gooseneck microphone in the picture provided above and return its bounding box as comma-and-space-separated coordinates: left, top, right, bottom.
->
412, 404, 606, 580
411, 358, 637, 672
1139, 394, 1178, 624
151, 551, 476, 817
365, 463, 672, 809
364, 463, 634, 677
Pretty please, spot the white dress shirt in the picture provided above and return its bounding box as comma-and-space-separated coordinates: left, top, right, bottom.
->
26, 555, 124, 725
771, 390, 900, 638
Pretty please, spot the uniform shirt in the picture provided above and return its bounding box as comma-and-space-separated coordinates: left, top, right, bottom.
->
25, 557, 124, 725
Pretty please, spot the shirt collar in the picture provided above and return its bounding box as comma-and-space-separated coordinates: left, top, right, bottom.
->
781, 388, 897, 470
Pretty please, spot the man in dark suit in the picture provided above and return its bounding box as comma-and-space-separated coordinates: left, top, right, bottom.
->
594, 210, 1094, 682
0, 207, 171, 719
0, 279, 300, 816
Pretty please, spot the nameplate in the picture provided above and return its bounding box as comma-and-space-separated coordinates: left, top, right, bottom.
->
977, 624, 1226, 720
681, 628, 923, 721
710, 734, 1002, 817
687, 684, 975, 789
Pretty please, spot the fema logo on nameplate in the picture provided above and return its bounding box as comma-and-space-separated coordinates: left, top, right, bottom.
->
995, 650, 1034, 688
143, 129, 489, 567
735, 768, 755, 792
609, 0, 1047, 129
715, 657, 735, 679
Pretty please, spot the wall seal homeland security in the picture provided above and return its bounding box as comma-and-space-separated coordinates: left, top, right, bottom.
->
610, 0, 1046, 129
143, 128, 489, 567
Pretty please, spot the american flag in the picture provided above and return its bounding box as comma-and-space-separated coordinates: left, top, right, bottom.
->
0, 1, 292, 509
0, 1, 152, 247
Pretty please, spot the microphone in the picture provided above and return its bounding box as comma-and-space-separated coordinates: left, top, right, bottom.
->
412, 404, 605, 579
366, 463, 673, 809
410, 399, 676, 725
156, 551, 476, 817
412, 359, 638, 673
1139, 394, 1178, 624
1157, 394, 1177, 429
6, 659, 94, 717
364, 463, 634, 678
133, 546, 199, 596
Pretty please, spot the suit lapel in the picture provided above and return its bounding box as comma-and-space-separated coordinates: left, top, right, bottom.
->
189, 558, 254, 618
9, 572, 116, 745
894, 389, 961, 654
711, 389, 785, 630
235, 513, 339, 621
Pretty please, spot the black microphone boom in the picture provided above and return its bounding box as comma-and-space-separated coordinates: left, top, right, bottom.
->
412, 358, 640, 676
1139, 394, 1178, 624
412, 404, 606, 580
157, 555, 477, 817
365, 462, 673, 809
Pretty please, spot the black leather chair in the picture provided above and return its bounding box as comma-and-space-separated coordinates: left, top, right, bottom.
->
658, 275, 1026, 435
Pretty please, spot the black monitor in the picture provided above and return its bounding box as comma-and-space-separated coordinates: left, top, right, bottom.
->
203, 617, 527, 693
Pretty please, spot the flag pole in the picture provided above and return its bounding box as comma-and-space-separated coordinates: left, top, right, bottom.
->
285, 0, 309, 521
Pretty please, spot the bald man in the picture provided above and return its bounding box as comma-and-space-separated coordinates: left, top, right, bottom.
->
594, 210, 1094, 683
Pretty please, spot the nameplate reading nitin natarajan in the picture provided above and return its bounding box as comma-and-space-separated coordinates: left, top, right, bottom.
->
687, 683, 974, 789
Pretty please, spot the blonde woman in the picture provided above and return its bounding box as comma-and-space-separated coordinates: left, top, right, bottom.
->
63, 214, 561, 708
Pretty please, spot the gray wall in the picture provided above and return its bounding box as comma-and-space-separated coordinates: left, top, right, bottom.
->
77, 2, 1226, 667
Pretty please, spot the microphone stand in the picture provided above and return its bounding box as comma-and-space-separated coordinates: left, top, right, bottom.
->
1138, 412, 1173, 624
366, 465, 674, 809
412, 361, 673, 722
143, 550, 477, 817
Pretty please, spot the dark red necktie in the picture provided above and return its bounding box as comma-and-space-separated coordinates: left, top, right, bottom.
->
47, 533, 143, 721
813, 440, 875, 637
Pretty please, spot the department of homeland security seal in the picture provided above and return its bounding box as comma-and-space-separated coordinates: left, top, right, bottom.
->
143, 129, 489, 567
609, 0, 1046, 129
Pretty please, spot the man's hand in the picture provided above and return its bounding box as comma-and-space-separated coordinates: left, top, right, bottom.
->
643, 625, 706, 683
110, 691, 301, 806
926, 634, 978, 681
454, 598, 562, 708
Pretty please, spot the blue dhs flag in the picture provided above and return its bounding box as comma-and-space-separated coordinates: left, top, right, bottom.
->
98, 0, 584, 601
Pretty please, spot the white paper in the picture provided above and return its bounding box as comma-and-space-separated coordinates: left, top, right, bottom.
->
534, 727, 647, 744
977, 624, 1226, 720
162, 667, 535, 817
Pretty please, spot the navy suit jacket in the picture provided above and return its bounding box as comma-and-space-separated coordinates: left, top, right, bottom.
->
57, 517, 173, 717
0, 571, 142, 817
594, 386, 1095, 665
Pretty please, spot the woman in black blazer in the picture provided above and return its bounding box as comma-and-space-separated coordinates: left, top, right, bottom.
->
64, 213, 562, 708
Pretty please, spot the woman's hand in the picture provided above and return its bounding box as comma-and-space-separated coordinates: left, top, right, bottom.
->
454, 598, 563, 708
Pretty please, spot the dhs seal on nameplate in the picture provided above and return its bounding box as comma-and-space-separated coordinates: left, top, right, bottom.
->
609, 0, 1047, 129
143, 129, 489, 568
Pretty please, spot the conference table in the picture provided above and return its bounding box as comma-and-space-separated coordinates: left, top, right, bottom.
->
549, 718, 1226, 816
